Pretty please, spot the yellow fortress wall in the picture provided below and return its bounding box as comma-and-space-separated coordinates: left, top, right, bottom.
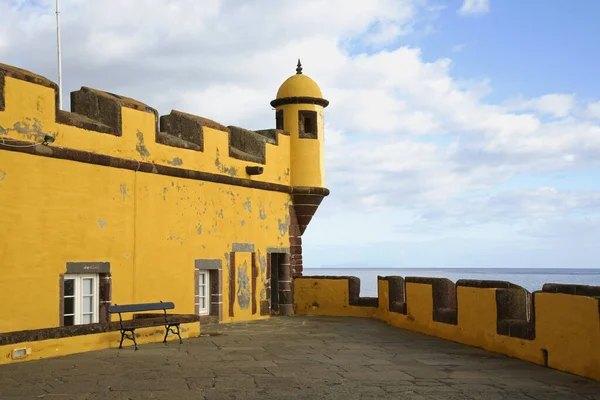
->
0, 61, 330, 361
295, 275, 600, 381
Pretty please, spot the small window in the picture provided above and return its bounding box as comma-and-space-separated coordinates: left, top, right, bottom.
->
63, 274, 99, 326
197, 270, 210, 316
298, 110, 318, 139
275, 110, 284, 130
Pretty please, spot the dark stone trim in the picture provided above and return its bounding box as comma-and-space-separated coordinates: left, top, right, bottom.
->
266, 253, 273, 313
209, 269, 221, 320
260, 300, 270, 316
98, 274, 112, 325
232, 243, 255, 253
275, 110, 284, 130
456, 279, 523, 289
58, 274, 64, 327
496, 288, 535, 340
405, 277, 457, 325
251, 252, 258, 315
66, 261, 110, 274
0, 314, 200, 346
378, 276, 407, 315
228, 252, 235, 318
0, 139, 331, 197
296, 276, 377, 308
298, 110, 318, 139
266, 247, 290, 254
194, 269, 200, 316
542, 283, 600, 297
270, 96, 329, 108
195, 259, 222, 270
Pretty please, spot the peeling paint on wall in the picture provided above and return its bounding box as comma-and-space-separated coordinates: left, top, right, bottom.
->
257, 249, 266, 275
217, 209, 224, 219
243, 197, 252, 213
166, 157, 183, 166
214, 148, 238, 177
258, 202, 267, 220
196, 223, 202, 235
0, 125, 6, 135
240, 220, 245, 227
98, 219, 107, 228
119, 184, 128, 200
0, 170, 6, 181
237, 262, 251, 310
277, 214, 290, 237
7, 118, 54, 141
135, 131, 150, 159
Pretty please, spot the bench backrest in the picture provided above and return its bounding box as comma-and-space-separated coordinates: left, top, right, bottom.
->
108, 302, 175, 314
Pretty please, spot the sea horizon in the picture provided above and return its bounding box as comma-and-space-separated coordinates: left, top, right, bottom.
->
303, 266, 600, 295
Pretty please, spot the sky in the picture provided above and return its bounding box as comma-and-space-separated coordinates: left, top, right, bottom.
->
1, 0, 599, 269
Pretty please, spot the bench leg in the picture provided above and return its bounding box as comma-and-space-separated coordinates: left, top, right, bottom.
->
131, 331, 138, 351
164, 324, 183, 344
118, 330, 125, 349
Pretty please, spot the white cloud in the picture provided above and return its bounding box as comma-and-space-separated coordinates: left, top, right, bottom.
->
458, 0, 490, 16
2, 0, 600, 269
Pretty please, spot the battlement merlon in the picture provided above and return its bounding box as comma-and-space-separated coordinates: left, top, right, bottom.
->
0, 62, 327, 194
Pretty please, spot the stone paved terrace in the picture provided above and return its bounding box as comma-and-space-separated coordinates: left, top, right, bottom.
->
1, 316, 599, 399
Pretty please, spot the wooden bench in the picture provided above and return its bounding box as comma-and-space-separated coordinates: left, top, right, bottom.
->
108, 301, 183, 350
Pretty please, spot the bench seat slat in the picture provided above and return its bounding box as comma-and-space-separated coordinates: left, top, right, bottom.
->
108, 302, 175, 313
121, 321, 180, 330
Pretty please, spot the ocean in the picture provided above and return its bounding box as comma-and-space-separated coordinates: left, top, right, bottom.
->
302, 267, 600, 297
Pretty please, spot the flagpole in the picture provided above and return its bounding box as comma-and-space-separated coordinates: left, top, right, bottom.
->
55, 0, 63, 110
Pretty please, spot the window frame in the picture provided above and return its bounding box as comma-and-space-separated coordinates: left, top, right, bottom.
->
298, 110, 318, 139
197, 270, 211, 316
63, 274, 100, 326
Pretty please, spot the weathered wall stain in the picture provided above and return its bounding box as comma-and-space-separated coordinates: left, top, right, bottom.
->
0, 125, 6, 135
214, 148, 238, 177
135, 131, 150, 159
196, 222, 202, 235
98, 219, 107, 228
257, 249, 266, 275
259, 202, 267, 220
166, 157, 183, 166
7, 118, 54, 141
119, 184, 128, 200
277, 213, 291, 237
237, 261, 251, 310
243, 197, 252, 213
0, 170, 6, 181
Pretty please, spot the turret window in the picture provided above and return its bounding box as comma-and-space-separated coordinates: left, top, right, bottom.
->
298, 110, 318, 139
276, 110, 284, 130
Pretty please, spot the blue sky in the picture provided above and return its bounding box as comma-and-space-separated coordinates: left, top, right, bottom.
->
402, 1, 600, 101
1, 0, 599, 270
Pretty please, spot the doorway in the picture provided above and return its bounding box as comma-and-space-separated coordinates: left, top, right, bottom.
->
270, 253, 280, 314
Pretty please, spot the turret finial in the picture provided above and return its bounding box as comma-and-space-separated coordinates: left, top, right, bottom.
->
296, 59, 303, 74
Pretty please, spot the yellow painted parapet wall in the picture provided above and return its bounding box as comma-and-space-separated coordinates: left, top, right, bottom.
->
0, 62, 293, 186
295, 276, 600, 382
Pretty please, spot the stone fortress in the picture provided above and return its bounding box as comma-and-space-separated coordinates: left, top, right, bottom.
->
0, 60, 598, 383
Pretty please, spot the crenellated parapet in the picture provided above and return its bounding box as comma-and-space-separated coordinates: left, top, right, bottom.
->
295, 275, 600, 382
0, 62, 310, 192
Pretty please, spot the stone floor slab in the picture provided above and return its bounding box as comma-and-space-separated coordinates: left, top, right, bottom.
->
0, 316, 598, 399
